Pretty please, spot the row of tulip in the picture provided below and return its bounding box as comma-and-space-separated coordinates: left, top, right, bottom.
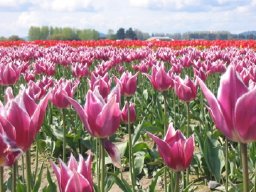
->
0, 41, 256, 191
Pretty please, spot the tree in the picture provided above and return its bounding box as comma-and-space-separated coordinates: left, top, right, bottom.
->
116, 28, 125, 39
125, 28, 137, 40
106, 29, 116, 39
28, 26, 41, 40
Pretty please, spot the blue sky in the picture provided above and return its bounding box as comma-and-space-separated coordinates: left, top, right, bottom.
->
0, 0, 255, 37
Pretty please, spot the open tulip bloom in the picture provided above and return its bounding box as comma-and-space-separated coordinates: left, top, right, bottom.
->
198, 65, 256, 143
52, 153, 94, 192
67, 85, 121, 167
148, 123, 194, 172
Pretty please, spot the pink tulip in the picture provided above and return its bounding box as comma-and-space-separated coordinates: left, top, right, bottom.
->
121, 102, 136, 124
0, 133, 22, 166
148, 123, 194, 172
144, 63, 173, 92
52, 153, 93, 192
174, 75, 197, 102
198, 65, 256, 143
67, 85, 121, 167
71, 62, 89, 78
0, 61, 22, 85
89, 73, 111, 99
0, 87, 50, 152
51, 79, 79, 109
117, 71, 138, 96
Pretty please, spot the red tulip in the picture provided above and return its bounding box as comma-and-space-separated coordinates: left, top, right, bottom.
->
121, 102, 136, 124
52, 153, 93, 192
198, 65, 256, 143
148, 123, 194, 172
51, 79, 79, 109
174, 75, 197, 102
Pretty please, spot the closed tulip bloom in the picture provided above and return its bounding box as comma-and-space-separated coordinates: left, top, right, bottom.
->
89, 73, 111, 99
0, 87, 50, 152
0, 61, 22, 85
174, 75, 197, 102
117, 71, 138, 96
67, 85, 121, 167
148, 123, 194, 172
121, 102, 136, 124
144, 63, 173, 92
198, 65, 256, 143
51, 79, 79, 109
67, 85, 121, 138
52, 153, 93, 192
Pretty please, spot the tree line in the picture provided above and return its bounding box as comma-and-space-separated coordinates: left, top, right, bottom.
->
0, 26, 255, 41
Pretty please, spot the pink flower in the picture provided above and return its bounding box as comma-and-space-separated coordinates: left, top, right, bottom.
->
52, 153, 93, 192
144, 63, 173, 92
148, 123, 194, 172
121, 102, 136, 124
174, 75, 197, 102
0, 61, 22, 85
67, 85, 122, 167
89, 73, 111, 99
0, 87, 50, 152
51, 79, 79, 109
198, 65, 256, 143
117, 71, 138, 96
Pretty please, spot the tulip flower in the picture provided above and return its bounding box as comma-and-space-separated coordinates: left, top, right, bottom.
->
0, 87, 50, 152
0, 61, 22, 86
117, 71, 138, 96
51, 79, 79, 109
67, 85, 121, 166
89, 73, 111, 99
144, 63, 173, 92
148, 123, 194, 172
121, 102, 136, 124
174, 75, 197, 102
52, 153, 93, 192
71, 62, 89, 78
198, 65, 256, 143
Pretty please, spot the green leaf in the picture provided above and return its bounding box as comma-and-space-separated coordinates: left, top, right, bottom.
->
42, 168, 57, 192
203, 135, 225, 182
132, 117, 146, 145
107, 172, 132, 192
32, 163, 44, 192
147, 167, 165, 192
134, 152, 145, 175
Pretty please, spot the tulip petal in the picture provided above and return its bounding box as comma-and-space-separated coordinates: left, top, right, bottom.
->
184, 135, 195, 168
7, 101, 30, 151
78, 153, 93, 188
96, 96, 121, 138
197, 77, 231, 139
235, 88, 256, 143
217, 65, 248, 128
147, 132, 171, 166
102, 139, 121, 168
68, 154, 78, 172
51, 161, 62, 191
66, 96, 92, 135
65, 172, 92, 192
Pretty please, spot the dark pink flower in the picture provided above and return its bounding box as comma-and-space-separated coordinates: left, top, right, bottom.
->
52, 153, 93, 192
148, 123, 194, 172
121, 102, 136, 124
117, 71, 138, 96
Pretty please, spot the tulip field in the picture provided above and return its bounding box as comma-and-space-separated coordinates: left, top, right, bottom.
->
1, 39, 256, 192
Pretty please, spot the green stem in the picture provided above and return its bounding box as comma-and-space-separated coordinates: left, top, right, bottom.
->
100, 139, 105, 192
163, 92, 168, 192
240, 143, 249, 192
184, 102, 190, 188
225, 138, 229, 191
0, 167, 4, 192
12, 162, 17, 192
62, 109, 66, 162
25, 150, 32, 192
33, 141, 39, 185
174, 172, 181, 192
127, 98, 136, 191
97, 139, 101, 191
